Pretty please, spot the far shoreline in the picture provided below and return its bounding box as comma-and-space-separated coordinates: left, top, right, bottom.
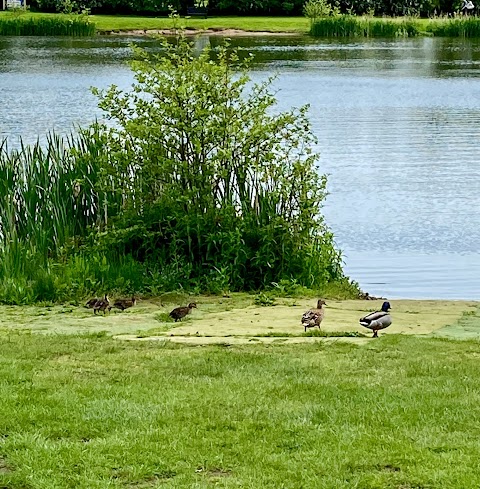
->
97, 27, 306, 36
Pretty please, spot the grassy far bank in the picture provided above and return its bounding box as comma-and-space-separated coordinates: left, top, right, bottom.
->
2, 300, 480, 487
0, 11, 476, 36
0, 12, 310, 33
2, 11, 480, 37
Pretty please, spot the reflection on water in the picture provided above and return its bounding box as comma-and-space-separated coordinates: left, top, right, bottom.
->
1, 35, 480, 299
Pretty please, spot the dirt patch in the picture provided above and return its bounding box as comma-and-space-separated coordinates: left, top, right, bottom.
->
117, 335, 371, 345
98, 28, 302, 37
0, 456, 12, 474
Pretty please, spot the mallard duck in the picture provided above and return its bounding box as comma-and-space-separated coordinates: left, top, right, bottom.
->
112, 296, 136, 311
302, 299, 327, 332
359, 301, 392, 337
85, 297, 99, 309
169, 302, 197, 322
93, 294, 110, 315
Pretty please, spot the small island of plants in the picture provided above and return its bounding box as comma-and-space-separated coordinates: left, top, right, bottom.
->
0, 35, 358, 304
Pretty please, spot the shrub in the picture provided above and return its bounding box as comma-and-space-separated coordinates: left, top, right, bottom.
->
90, 36, 346, 292
303, 0, 340, 27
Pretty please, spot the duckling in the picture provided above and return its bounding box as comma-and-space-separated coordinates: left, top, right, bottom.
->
359, 301, 392, 338
85, 297, 99, 309
93, 294, 110, 315
302, 299, 327, 332
169, 302, 197, 322
112, 296, 137, 311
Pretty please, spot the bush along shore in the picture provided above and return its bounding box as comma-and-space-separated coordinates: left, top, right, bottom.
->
0, 37, 360, 304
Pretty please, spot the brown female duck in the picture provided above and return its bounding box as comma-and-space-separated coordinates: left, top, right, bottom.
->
85, 297, 99, 309
302, 299, 327, 332
169, 302, 197, 322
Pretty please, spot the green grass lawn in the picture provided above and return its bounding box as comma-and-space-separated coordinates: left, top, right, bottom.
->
2, 332, 480, 487
91, 14, 310, 32
1, 298, 480, 487
0, 12, 310, 33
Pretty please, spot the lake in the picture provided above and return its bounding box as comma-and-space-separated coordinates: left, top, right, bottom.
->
1, 34, 480, 299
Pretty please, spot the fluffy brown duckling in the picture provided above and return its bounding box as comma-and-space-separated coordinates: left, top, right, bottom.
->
112, 296, 137, 311
169, 302, 197, 322
85, 297, 99, 309
301, 299, 327, 332
93, 294, 110, 315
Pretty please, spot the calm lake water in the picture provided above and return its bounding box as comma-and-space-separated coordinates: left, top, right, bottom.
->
1, 34, 480, 299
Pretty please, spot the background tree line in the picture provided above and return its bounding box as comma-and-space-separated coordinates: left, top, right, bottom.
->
29, 0, 461, 18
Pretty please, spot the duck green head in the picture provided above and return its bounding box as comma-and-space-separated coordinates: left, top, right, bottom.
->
382, 301, 391, 312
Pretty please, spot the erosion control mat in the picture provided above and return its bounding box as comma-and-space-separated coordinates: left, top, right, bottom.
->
0, 297, 477, 343
114, 298, 479, 344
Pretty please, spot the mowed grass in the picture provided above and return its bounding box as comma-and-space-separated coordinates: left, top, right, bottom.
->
0, 12, 309, 33
2, 330, 480, 487
88, 14, 310, 33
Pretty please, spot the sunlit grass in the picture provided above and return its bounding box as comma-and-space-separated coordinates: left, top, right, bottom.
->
90, 14, 310, 32
1, 330, 480, 487
0, 12, 309, 33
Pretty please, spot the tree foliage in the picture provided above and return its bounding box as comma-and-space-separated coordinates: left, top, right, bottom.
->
27, 0, 461, 18
90, 37, 345, 292
303, 0, 339, 26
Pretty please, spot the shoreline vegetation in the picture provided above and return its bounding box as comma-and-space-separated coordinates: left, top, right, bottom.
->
0, 36, 359, 305
2, 12, 480, 37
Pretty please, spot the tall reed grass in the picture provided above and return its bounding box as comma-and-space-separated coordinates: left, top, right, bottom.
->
0, 16, 95, 36
0, 132, 106, 302
310, 15, 480, 38
0, 131, 356, 304
427, 16, 480, 37
310, 16, 420, 37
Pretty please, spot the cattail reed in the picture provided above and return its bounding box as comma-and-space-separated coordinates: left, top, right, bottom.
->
0, 16, 95, 36
310, 16, 420, 37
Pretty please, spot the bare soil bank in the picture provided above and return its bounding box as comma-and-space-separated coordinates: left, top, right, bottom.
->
98, 28, 302, 36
